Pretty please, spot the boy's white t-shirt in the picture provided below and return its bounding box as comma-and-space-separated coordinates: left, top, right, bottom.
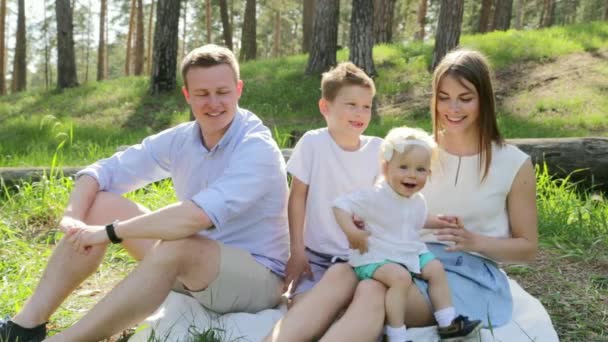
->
287, 128, 382, 256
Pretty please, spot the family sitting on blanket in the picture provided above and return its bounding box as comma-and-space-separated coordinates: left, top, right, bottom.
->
0, 45, 541, 342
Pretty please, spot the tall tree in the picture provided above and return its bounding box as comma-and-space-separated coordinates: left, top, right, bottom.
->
240, 0, 257, 61
11, 0, 26, 92
306, 0, 339, 74
479, 0, 493, 32
415, 0, 427, 40
431, 0, 465, 71
302, 0, 315, 53
134, 0, 145, 74
56, 0, 79, 88
493, 0, 513, 30
126, 0, 136, 75
273, 9, 281, 57
219, 0, 233, 49
514, 0, 525, 29
373, 0, 396, 44
181, 0, 188, 57
147, 0, 155, 74
350, 0, 375, 76
605, 0, 608, 20
97, 0, 106, 81
206, 0, 212, 43
539, 0, 555, 27
0, 0, 6, 95
150, 0, 181, 94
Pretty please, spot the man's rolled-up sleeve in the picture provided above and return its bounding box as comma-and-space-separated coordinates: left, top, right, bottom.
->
76, 129, 174, 194
191, 138, 285, 230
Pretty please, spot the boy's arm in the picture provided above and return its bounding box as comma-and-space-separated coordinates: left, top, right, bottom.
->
284, 176, 313, 292
333, 207, 370, 253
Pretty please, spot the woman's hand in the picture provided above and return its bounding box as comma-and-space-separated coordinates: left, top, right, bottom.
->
66, 225, 109, 255
433, 217, 483, 253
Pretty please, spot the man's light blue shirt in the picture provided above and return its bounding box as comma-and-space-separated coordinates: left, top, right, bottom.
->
77, 108, 289, 275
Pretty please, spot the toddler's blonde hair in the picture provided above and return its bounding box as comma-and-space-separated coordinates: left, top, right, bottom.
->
381, 126, 437, 162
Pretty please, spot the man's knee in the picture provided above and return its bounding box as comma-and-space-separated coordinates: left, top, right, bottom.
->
150, 237, 219, 273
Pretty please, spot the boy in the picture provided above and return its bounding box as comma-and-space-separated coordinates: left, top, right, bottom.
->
283, 62, 382, 303
0, 44, 289, 342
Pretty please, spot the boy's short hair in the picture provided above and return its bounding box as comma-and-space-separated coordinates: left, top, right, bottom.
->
181, 44, 240, 89
321, 62, 376, 101
381, 126, 437, 162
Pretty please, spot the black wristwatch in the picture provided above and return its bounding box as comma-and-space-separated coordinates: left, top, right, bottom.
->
105, 219, 123, 244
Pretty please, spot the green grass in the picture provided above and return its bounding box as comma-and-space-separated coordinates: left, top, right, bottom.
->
2, 21, 607, 166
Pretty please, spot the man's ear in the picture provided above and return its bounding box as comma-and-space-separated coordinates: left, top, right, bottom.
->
182, 87, 191, 103
236, 80, 244, 98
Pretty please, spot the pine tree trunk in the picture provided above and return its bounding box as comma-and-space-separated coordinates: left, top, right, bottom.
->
97, 0, 106, 81
514, 0, 524, 29
219, 0, 232, 49
540, 0, 554, 27
134, 0, 144, 75
43, 0, 50, 89
350, 0, 375, 76
0, 0, 6, 95
56, 0, 79, 88
146, 0, 154, 74
305, 0, 339, 74
415, 0, 427, 40
11, 0, 26, 92
273, 10, 281, 57
240, 0, 256, 62
84, 1, 92, 83
479, 0, 492, 32
302, 0, 315, 53
126, 0, 136, 75
605, 0, 608, 20
150, 0, 180, 94
206, 0, 212, 43
431, 0, 464, 71
493, 0, 513, 31
373, 0, 396, 44
181, 0, 188, 58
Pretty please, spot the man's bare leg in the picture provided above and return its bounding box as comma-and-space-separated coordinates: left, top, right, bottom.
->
321, 279, 386, 342
11, 192, 153, 328
46, 236, 220, 342
265, 263, 358, 342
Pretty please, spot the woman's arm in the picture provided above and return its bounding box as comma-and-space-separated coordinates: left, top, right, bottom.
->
435, 160, 538, 263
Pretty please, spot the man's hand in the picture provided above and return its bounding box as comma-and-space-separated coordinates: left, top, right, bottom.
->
66, 225, 109, 255
283, 249, 313, 294
347, 229, 370, 254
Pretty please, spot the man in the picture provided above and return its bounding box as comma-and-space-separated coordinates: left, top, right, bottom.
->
0, 44, 289, 342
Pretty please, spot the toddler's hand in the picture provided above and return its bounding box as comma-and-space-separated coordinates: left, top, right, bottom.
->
348, 229, 370, 254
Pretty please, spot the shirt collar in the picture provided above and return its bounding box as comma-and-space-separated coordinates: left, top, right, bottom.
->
378, 179, 413, 202
192, 107, 244, 153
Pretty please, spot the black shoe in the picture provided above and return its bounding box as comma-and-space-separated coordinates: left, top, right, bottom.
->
437, 315, 482, 341
0, 316, 46, 342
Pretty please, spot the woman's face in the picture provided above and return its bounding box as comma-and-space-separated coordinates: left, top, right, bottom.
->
436, 74, 480, 136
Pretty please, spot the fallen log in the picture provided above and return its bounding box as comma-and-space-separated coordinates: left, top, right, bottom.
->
1, 137, 607, 191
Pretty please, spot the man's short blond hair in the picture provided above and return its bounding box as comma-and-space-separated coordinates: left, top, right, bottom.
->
180, 44, 240, 89
321, 62, 376, 101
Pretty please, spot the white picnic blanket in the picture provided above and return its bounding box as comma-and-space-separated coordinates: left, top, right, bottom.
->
129, 279, 559, 342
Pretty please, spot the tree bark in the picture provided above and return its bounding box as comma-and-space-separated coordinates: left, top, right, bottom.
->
493, 0, 513, 31
302, 0, 315, 53
219, 0, 232, 49
479, 0, 492, 32
240, 0, 256, 61
350, 0, 375, 77
431, 0, 464, 72
134, 0, 144, 75
126, 0, 136, 75
373, 0, 396, 44
146, 0, 155, 74
11, 0, 26, 92
539, 0, 554, 27
0, 0, 6, 95
605, 0, 608, 20
415, 0, 427, 41
514, 0, 524, 29
181, 0, 188, 58
56, 0, 79, 88
306, 0, 339, 75
150, 0, 181, 94
84, 0, 92, 83
97, 0, 106, 81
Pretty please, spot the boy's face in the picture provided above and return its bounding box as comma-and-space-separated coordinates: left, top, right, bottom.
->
182, 64, 243, 146
320, 85, 373, 140
383, 146, 431, 198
